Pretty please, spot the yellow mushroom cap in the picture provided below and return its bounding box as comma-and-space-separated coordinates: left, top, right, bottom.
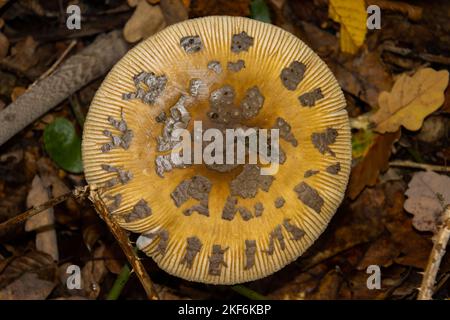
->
82, 16, 351, 285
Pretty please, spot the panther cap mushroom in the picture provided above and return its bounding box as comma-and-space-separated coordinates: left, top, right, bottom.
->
82, 16, 351, 284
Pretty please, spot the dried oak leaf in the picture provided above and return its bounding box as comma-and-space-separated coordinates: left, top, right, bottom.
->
404, 171, 450, 233
1, 36, 39, 73
348, 130, 400, 200
328, 0, 367, 54
123, 1, 166, 43
371, 68, 450, 133
0, 250, 57, 300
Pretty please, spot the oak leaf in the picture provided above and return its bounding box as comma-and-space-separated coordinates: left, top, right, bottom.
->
371, 68, 449, 133
123, 1, 166, 43
404, 171, 450, 233
328, 0, 367, 54
348, 130, 400, 199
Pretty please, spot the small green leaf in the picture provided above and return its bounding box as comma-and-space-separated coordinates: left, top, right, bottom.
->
44, 118, 83, 173
250, 0, 271, 23
352, 128, 375, 159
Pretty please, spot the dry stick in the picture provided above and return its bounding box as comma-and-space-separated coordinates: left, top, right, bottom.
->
0, 30, 128, 147
389, 160, 450, 172
418, 205, 450, 300
89, 190, 159, 300
0, 187, 88, 231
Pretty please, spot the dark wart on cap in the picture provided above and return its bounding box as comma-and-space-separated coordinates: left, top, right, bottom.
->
82, 16, 351, 285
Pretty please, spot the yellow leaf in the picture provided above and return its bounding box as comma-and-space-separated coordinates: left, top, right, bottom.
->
371, 68, 450, 133
329, 0, 367, 54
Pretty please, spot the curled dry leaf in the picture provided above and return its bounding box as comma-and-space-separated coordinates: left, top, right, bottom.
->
404, 171, 450, 233
348, 130, 400, 200
0, 250, 57, 300
123, 1, 166, 43
371, 68, 450, 133
328, 0, 367, 54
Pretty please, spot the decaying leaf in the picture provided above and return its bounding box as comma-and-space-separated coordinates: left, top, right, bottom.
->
351, 127, 375, 159
81, 244, 108, 299
25, 175, 59, 261
328, 0, 367, 54
0, 251, 57, 300
1, 36, 39, 73
348, 130, 400, 199
123, 1, 166, 43
404, 171, 450, 233
371, 68, 450, 133
160, 0, 188, 25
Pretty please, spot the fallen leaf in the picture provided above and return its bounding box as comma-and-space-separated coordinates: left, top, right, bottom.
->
81, 245, 108, 299
123, 1, 166, 43
348, 130, 400, 199
300, 22, 393, 108
416, 115, 446, 143
404, 171, 450, 233
357, 235, 400, 270
1, 36, 39, 73
11, 86, 26, 101
328, 0, 367, 54
371, 68, 450, 133
0, 31, 9, 59
26, 175, 59, 261
351, 127, 375, 159
0, 250, 57, 300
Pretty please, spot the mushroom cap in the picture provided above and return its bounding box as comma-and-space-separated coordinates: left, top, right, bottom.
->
82, 16, 351, 284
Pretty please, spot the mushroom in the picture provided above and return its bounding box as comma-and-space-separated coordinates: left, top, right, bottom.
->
82, 16, 350, 284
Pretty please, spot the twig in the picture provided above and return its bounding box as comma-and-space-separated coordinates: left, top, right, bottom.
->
383, 43, 450, 66
389, 160, 449, 172
106, 264, 131, 300
418, 205, 450, 300
0, 186, 88, 231
89, 190, 159, 300
0, 30, 128, 147
231, 285, 268, 300
37, 40, 77, 82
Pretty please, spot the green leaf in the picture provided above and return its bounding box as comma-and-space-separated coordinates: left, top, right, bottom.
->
43, 118, 83, 173
250, 0, 271, 23
351, 128, 375, 159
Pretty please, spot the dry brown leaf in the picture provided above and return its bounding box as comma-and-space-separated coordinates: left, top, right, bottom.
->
127, 0, 141, 7
357, 235, 400, 270
81, 245, 108, 299
0, 250, 57, 300
25, 175, 59, 261
404, 171, 450, 233
11, 86, 26, 101
123, 1, 166, 43
371, 68, 450, 133
1, 36, 39, 73
0, 32, 9, 59
348, 130, 400, 200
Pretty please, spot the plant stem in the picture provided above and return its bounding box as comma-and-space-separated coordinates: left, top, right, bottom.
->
106, 264, 131, 300
231, 285, 268, 300
389, 160, 449, 172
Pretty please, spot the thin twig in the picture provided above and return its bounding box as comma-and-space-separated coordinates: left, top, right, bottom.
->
0, 186, 88, 231
389, 160, 449, 172
418, 205, 450, 300
37, 40, 77, 82
89, 190, 159, 300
